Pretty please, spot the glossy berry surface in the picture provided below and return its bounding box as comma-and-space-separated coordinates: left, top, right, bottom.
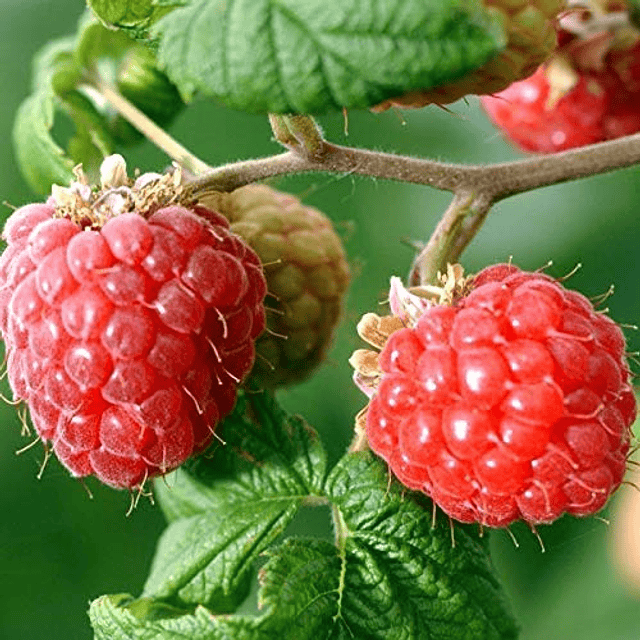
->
366, 265, 636, 527
0, 202, 266, 489
481, 42, 640, 153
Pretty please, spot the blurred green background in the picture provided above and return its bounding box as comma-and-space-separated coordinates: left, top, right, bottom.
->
2, 1, 640, 638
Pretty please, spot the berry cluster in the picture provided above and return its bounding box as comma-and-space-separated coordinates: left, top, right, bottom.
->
0, 165, 266, 489
354, 265, 636, 527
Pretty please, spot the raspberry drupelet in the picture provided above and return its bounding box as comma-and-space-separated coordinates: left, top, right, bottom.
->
0, 157, 267, 489
351, 265, 636, 527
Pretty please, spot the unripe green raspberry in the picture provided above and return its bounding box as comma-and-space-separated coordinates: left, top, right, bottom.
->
199, 185, 350, 387
373, 0, 564, 110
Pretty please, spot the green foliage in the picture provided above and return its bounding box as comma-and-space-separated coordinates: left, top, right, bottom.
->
90, 393, 518, 640
13, 0, 506, 191
13, 91, 77, 195
152, 0, 506, 114
88, 0, 181, 38
15, 3, 632, 640
112, 46, 184, 144
12, 11, 183, 194
325, 453, 519, 639
147, 390, 327, 611
90, 595, 221, 640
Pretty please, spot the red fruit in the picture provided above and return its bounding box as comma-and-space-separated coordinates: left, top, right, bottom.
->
481, 28, 640, 152
354, 265, 636, 527
0, 164, 266, 489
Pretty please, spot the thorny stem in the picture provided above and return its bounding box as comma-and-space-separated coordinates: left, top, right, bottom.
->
90, 80, 640, 281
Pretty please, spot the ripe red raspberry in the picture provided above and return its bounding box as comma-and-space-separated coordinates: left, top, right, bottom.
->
0, 158, 266, 489
481, 5, 640, 152
351, 265, 636, 527
480, 49, 640, 152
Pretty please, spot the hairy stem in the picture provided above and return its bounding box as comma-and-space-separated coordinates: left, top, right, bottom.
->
411, 192, 476, 285
186, 134, 640, 198
85, 76, 640, 276
185, 142, 468, 196
185, 134, 640, 278
88, 75, 640, 207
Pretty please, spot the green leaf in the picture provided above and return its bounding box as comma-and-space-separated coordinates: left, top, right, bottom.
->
111, 46, 185, 144
137, 451, 517, 638
319, 451, 519, 639
90, 594, 224, 640
14, 11, 185, 193
63, 91, 115, 176
147, 390, 327, 610
257, 538, 344, 639
141, 503, 288, 611
13, 85, 116, 194
75, 15, 184, 144
152, 0, 506, 114
88, 0, 182, 38
31, 36, 81, 95
12, 91, 76, 194
154, 389, 326, 520
75, 18, 137, 70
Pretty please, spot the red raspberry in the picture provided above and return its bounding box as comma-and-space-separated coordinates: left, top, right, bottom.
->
354, 265, 636, 527
481, 8, 640, 153
0, 166, 266, 490
480, 56, 640, 152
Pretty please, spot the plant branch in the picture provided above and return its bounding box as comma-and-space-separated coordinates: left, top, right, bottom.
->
185, 134, 640, 200
88, 75, 640, 205
86, 75, 640, 280
268, 114, 326, 159
410, 192, 477, 286
184, 141, 470, 196
183, 130, 640, 283
85, 79, 212, 177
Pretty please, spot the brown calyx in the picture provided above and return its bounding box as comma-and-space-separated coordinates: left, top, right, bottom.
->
51, 156, 193, 229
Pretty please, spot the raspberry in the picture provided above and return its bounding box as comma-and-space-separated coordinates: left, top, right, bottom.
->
351, 265, 636, 527
481, 4, 640, 152
372, 0, 563, 111
199, 185, 349, 387
0, 157, 266, 489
